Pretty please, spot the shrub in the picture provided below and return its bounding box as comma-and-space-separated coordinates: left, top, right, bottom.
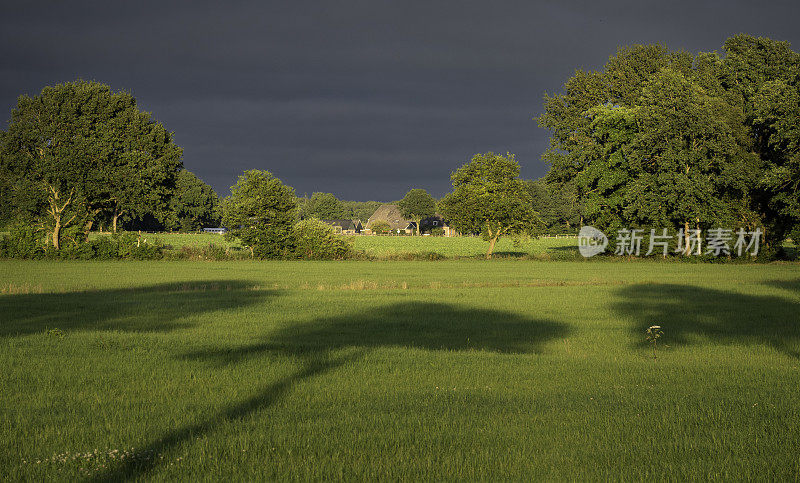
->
429, 227, 445, 236
58, 241, 95, 260
370, 220, 391, 234
91, 236, 121, 260
0, 223, 45, 259
173, 244, 230, 261
383, 251, 445, 261
1, 228, 165, 260
292, 218, 353, 260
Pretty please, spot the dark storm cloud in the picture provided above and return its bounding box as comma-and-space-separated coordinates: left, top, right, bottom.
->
2, 1, 799, 200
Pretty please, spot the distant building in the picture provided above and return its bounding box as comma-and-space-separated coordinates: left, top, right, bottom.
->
413, 214, 458, 237
321, 219, 363, 235
366, 204, 413, 234
203, 227, 227, 234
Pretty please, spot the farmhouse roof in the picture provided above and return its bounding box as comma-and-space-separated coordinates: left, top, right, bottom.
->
367, 204, 412, 230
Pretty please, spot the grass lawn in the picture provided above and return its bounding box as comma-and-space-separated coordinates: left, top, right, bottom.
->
1, 259, 799, 480
352, 235, 578, 258
122, 232, 579, 259
89, 232, 797, 261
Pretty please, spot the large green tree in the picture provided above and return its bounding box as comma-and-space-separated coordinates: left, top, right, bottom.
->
721, 34, 800, 242
538, 35, 800, 250
0, 80, 182, 247
439, 153, 538, 258
398, 188, 436, 236
220, 170, 296, 259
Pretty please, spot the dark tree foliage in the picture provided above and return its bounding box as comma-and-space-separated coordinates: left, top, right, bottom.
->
296, 195, 382, 225
164, 169, 221, 232
398, 188, 436, 236
299, 192, 345, 220
526, 179, 582, 233
341, 200, 383, 225
538, 35, 800, 249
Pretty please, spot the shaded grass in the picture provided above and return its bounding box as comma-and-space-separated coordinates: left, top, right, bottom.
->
1, 260, 799, 480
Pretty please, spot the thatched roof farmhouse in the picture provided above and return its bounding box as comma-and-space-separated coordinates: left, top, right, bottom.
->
366, 204, 413, 233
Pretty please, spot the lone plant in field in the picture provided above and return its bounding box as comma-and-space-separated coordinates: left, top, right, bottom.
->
645, 325, 663, 360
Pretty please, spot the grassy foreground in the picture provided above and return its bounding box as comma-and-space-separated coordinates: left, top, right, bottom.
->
1, 259, 799, 480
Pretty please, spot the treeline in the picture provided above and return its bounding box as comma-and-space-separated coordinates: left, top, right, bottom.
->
296, 193, 382, 224
537, 34, 800, 251
2, 34, 798, 260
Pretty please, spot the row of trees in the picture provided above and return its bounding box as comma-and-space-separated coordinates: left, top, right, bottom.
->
3, 34, 797, 259
216, 153, 537, 259
538, 34, 800, 251
296, 193, 382, 224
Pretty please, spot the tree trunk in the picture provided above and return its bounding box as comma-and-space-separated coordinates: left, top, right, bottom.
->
52, 219, 61, 250
684, 221, 691, 256
485, 224, 498, 259
112, 204, 124, 233
416, 218, 422, 236
486, 235, 498, 259
83, 219, 94, 241
45, 185, 76, 250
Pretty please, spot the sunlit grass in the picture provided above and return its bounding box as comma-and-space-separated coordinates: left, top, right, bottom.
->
1, 260, 799, 480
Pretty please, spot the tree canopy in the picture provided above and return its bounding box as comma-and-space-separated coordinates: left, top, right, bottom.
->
398, 188, 436, 235
300, 192, 344, 220
439, 152, 538, 258
220, 170, 296, 259
165, 169, 221, 232
538, 34, 800, 250
0, 80, 183, 246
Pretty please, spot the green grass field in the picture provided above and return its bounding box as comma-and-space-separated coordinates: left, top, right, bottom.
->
1, 259, 799, 480
87, 232, 798, 261
119, 232, 580, 259
352, 235, 578, 258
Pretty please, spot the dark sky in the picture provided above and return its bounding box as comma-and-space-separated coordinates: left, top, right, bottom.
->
2, 1, 799, 201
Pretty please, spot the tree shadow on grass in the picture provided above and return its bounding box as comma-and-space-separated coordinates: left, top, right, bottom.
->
767, 279, 800, 295
94, 302, 568, 481
0, 281, 273, 338
614, 281, 800, 358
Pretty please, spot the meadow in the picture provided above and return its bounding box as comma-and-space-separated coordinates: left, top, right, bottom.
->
1, 258, 799, 481
112, 232, 580, 259
352, 234, 578, 259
